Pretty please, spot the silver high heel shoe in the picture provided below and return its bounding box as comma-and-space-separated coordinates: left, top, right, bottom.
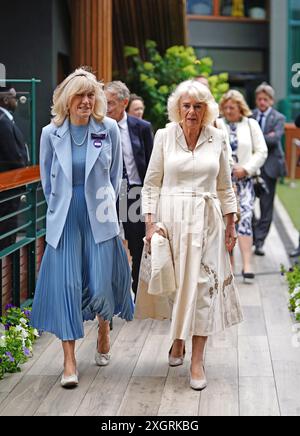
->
95, 350, 111, 366
190, 363, 207, 391
61, 370, 79, 388
168, 345, 186, 367
95, 338, 110, 366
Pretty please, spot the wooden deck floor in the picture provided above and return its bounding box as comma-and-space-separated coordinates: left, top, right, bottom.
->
1, 222, 300, 416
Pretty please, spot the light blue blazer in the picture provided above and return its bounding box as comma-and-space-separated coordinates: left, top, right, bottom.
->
40, 116, 122, 249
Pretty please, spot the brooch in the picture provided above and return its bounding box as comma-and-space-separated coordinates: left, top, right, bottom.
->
91, 133, 107, 148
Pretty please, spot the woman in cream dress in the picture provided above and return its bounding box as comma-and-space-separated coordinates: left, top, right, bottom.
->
135, 80, 243, 390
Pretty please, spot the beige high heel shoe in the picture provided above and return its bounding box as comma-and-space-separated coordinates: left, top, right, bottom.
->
168, 344, 186, 367
190, 363, 207, 391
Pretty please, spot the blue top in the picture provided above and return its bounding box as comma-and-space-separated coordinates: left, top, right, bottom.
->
70, 123, 88, 186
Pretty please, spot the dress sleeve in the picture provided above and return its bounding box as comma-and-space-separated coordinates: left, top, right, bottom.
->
217, 133, 238, 216
243, 119, 268, 176
141, 129, 164, 216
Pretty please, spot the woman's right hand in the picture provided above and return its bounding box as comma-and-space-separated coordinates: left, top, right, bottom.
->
145, 223, 166, 244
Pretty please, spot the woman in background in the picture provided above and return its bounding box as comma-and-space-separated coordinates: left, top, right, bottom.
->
219, 90, 267, 281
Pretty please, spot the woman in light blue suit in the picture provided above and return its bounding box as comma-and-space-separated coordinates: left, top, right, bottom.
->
31, 68, 134, 388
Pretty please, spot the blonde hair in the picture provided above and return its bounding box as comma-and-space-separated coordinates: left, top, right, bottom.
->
219, 90, 252, 117
168, 80, 219, 126
51, 67, 107, 126
255, 82, 275, 100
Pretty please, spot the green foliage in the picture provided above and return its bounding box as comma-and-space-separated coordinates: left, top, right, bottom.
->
124, 40, 229, 130
0, 305, 39, 379
281, 264, 300, 321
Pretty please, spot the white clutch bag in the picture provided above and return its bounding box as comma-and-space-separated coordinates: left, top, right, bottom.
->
148, 223, 176, 296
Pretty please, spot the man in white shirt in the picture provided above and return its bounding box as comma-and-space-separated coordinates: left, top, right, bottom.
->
104, 81, 153, 297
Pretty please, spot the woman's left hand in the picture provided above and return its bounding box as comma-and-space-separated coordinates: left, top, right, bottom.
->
225, 223, 237, 252
233, 165, 248, 180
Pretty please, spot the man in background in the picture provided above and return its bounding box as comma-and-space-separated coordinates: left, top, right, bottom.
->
0, 85, 28, 250
104, 81, 153, 297
253, 82, 286, 256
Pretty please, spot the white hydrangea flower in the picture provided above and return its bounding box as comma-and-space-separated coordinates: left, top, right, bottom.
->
15, 325, 29, 339
19, 317, 28, 325
295, 307, 300, 314
296, 299, 300, 307
0, 336, 6, 347
291, 289, 300, 298
295, 286, 300, 293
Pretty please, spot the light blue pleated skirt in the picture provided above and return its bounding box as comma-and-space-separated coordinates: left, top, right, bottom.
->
31, 185, 134, 341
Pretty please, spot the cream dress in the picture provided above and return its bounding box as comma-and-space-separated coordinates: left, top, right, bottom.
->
135, 123, 243, 340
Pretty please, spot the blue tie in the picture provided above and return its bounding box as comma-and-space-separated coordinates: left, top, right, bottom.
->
258, 113, 264, 130
118, 122, 130, 192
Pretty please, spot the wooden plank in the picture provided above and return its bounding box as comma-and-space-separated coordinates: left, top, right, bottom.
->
238, 336, 273, 377
0, 376, 57, 416
0, 392, 8, 406
268, 335, 300, 364
199, 379, 239, 416
117, 376, 166, 416
133, 334, 170, 377
75, 320, 152, 416
205, 348, 238, 381
238, 281, 262, 307
238, 306, 267, 337
34, 318, 125, 416
199, 346, 239, 416
272, 360, 300, 416
27, 338, 65, 376
260, 283, 294, 337
27, 321, 97, 376
239, 377, 280, 416
150, 319, 170, 335
207, 326, 238, 350
0, 332, 54, 394
158, 376, 200, 416
34, 339, 100, 416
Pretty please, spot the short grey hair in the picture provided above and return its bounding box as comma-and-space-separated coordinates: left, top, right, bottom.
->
255, 82, 275, 100
168, 80, 219, 126
104, 81, 130, 101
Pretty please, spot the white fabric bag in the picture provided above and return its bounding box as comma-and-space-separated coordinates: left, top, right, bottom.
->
148, 224, 176, 296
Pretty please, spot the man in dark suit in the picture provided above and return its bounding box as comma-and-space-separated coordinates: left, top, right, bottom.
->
290, 113, 300, 257
253, 82, 286, 256
105, 81, 153, 296
0, 85, 28, 250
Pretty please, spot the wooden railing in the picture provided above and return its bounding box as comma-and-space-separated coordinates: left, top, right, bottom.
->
0, 166, 46, 315
285, 124, 300, 180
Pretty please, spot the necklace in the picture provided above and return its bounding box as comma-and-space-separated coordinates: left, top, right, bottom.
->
70, 127, 88, 147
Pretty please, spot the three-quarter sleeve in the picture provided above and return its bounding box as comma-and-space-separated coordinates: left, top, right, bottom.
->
243, 119, 268, 176
217, 133, 238, 216
141, 129, 165, 215
39, 126, 54, 205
